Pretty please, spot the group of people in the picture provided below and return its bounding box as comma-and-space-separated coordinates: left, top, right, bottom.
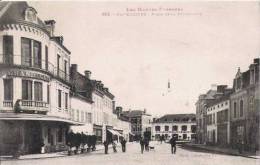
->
103, 135, 177, 155
103, 138, 127, 154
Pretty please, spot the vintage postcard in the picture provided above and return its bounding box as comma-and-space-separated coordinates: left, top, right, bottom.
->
0, 1, 259, 165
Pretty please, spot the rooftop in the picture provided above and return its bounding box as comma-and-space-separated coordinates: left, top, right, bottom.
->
153, 113, 196, 123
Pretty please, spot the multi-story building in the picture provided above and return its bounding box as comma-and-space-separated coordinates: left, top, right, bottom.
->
195, 85, 233, 144
152, 114, 196, 141
230, 58, 259, 152
206, 94, 231, 146
121, 109, 152, 140
70, 65, 130, 143
0, 2, 81, 155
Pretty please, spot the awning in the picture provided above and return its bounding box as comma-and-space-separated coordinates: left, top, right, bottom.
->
0, 113, 84, 125
107, 129, 123, 136
70, 124, 93, 135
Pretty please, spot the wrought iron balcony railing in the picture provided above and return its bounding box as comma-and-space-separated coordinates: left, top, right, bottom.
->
0, 54, 70, 83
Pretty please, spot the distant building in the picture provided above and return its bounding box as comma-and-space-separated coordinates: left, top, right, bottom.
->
121, 109, 152, 140
230, 58, 259, 152
152, 114, 196, 141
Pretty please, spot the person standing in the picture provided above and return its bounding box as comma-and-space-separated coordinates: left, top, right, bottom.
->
112, 141, 117, 153
140, 137, 145, 154
169, 135, 177, 154
120, 138, 127, 152
103, 140, 109, 154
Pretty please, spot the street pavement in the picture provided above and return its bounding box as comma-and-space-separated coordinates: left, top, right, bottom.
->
1, 142, 259, 165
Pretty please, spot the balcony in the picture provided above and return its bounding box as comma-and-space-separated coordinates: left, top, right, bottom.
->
16, 100, 49, 114
0, 54, 70, 83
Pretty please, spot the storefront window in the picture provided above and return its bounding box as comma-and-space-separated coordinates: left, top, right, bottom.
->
57, 126, 63, 142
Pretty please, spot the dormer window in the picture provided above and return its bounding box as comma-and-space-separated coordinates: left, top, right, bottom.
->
25, 7, 37, 23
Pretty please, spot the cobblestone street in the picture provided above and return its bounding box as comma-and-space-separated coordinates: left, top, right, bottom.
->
2, 142, 259, 165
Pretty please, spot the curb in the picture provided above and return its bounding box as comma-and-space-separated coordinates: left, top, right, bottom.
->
181, 144, 259, 159
0, 145, 120, 161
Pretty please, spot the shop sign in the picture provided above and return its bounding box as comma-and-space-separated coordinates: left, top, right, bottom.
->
6, 69, 51, 81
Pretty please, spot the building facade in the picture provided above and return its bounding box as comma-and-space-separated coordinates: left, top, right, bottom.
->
152, 114, 196, 141
121, 109, 152, 140
230, 58, 259, 152
206, 95, 231, 146
0, 2, 81, 155
195, 85, 233, 144
70, 65, 131, 143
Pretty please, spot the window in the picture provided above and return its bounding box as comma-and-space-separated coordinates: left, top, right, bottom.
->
191, 125, 196, 133
183, 134, 187, 139
240, 100, 243, 117
172, 126, 178, 131
22, 80, 32, 100
3, 35, 13, 64
21, 38, 32, 66
58, 90, 62, 108
3, 79, 13, 100
57, 126, 63, 142
165, 126, 169, 131
47, 85, 50, 103
34, 82, 43, 101
33, 40, 41, 68
65, 93, 68, 110
213, 114, 215, 124
64, 60, 67, 79
81, 111, 84, 122
57, 54, 60, 76
45, 46, 48, 70
155, 126, 161, 132
76, 110, 79, 121
181, 125, 187, 131
85, 112, 88, 122
87, 113, 92, 123
234, 102, 237, 118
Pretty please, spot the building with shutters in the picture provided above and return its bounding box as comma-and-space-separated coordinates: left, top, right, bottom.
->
0, 2, 82, 155
152, 114, 196, 141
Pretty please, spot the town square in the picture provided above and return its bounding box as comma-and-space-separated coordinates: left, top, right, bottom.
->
0, 1, 259, 165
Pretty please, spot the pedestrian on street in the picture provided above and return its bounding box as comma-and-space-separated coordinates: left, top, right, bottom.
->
144, 139, 149, 151
103, 140, 109, 154
169, 135, 177, 154
112, 141, 117, 153
120, 138, 127, 152
140, 137, 145, 154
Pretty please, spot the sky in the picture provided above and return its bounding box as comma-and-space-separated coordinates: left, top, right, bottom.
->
30, 1, 260, 117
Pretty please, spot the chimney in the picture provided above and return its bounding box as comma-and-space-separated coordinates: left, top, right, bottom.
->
84, 70, 91, 79
112, 101, 116, 113
44, 20, 56, 37
254, 58, 259, 64
70, 64, 78, 78
143, 108, 146, 114
217, 85, 227, 93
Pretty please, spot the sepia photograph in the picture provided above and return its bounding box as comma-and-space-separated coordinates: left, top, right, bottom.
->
0, 1, 259, 165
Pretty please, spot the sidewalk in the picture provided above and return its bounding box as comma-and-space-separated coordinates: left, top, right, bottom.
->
0, 143, 122, 161
182, 143, 260, 159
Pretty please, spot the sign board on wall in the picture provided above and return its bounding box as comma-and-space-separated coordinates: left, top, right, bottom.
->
4, 69, 51, 82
